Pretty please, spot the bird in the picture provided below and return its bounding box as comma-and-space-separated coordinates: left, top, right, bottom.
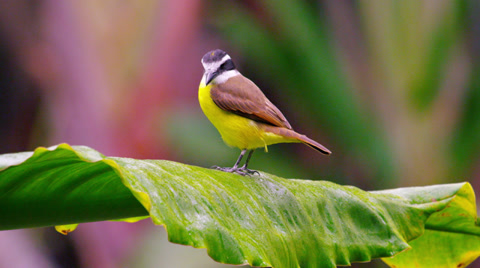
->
198, 49, 331, 175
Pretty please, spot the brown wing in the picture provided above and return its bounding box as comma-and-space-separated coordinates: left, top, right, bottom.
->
211, 74, 292, 129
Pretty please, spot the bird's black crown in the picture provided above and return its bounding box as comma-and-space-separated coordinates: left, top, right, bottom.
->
202, 49, 227, 63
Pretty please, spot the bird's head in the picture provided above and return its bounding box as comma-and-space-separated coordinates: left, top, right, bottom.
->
201, 49, 238, 85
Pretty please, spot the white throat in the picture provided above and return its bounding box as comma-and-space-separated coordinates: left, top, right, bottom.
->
213, 70, 239, 84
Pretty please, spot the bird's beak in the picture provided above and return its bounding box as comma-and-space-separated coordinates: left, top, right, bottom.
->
205, 71, 218, 85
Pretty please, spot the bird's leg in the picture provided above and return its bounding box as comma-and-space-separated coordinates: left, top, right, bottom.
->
232, 149, 247, 169
212, 149, 246, 172
238, 150, 259, 175
212, 149, 258, 176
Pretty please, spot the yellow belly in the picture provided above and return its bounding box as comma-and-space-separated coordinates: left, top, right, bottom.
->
198, 82, 294, 150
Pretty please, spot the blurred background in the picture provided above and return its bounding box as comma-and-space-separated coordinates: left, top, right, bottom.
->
0, 0, 479, 267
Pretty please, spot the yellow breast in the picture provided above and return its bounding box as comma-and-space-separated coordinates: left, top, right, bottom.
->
199, 81, 291, 150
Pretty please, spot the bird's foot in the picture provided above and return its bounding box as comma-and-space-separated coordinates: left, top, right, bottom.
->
238, 164, 259, 175
211, 165, 259, 176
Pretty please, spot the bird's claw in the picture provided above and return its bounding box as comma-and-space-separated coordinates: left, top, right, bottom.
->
210, 165, 259, 176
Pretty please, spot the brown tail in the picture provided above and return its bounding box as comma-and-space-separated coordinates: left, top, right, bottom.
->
263, 126, 331, 155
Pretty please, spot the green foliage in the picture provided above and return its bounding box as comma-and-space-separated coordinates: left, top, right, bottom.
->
0, 144, 479, 267
451, 64, 480, 176
380, 183, 480, 267
0, 145, 147, 229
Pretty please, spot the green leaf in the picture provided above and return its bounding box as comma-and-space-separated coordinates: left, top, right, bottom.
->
383, 230, 480, 268
0, 144, 479, 267
0, 145, 148, 229
55, 223, 78, 235
381, 183, 480, 268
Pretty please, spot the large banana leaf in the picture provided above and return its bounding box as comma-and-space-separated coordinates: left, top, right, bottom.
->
0, 144, 478, 267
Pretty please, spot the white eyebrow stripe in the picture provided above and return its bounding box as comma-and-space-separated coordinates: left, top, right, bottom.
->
220, 54, 231, 63
201, 54, 231, 66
